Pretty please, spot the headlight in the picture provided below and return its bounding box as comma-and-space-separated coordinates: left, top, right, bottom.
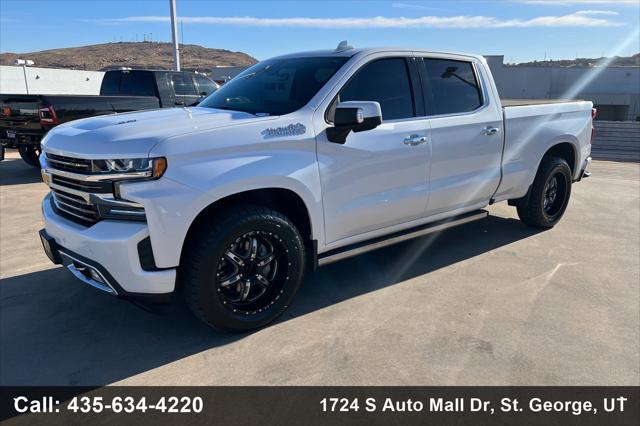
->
92, 157, 167, 179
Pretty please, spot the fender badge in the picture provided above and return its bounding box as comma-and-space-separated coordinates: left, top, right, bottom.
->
116, 119, 137, 125
261, 123, 306, 138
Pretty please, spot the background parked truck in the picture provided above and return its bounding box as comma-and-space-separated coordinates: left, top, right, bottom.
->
0, 69, 218, 166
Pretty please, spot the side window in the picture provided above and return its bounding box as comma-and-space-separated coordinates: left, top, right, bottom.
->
422, 59, 482, 115
340, 58, 414, 121
170, 73, 198, 96
195, 75, 218, 96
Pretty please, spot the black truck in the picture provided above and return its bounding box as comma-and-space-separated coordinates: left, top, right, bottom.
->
0, 69, 218, 166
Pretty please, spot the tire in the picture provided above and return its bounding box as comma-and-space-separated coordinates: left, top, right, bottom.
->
18, 145, 41, 168
517, 156, 572, 228
181, 205, 306, 332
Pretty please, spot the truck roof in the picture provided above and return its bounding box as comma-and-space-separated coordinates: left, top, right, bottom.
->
271, 44, 485, 62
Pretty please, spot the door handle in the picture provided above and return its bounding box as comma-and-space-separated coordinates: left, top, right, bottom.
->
403, 134, 428, 146
482, 126, 500, 136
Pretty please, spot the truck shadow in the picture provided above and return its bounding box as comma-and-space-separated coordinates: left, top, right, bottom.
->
0, 215, 542, 386
0, 155, 43, 186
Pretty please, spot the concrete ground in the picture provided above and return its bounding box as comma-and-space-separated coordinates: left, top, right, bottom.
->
1, 149, 638, 386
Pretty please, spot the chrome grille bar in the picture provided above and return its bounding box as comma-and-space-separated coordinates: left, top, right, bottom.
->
44, 152, 147, 225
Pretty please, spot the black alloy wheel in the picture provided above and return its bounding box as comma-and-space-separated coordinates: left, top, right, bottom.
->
516, 156, 572, 228
542, 173, 566, 218
216, 231, 288, 315
182, 205, 306, 331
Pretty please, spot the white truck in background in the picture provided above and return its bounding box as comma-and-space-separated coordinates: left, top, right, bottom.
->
38, 43, 594, 331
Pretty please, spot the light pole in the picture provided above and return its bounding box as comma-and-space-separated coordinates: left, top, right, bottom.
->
14, 59, 34, 94
170, 0, 181, 71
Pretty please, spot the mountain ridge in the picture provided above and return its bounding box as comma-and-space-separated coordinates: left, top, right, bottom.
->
0, 42, 258, 72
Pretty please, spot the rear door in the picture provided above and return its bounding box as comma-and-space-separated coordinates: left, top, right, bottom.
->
317, 55, 431, 244
418, 56, 503, 215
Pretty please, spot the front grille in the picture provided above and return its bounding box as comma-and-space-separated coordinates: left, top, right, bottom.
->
46, 153, 92, 173
51, 188, 100, 224
51, 175, 112, 193
45, 152, 146, 226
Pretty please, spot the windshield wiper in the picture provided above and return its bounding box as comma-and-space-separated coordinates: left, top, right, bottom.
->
210, 106, 269, 117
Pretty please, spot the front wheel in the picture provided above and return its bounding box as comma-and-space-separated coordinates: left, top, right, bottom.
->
18, 145, 41, 168
517, 156, 572, 228
181, 205, 306, 332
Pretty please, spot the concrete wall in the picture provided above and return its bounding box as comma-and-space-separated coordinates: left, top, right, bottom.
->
485, 56, 640, 121
591, 121, 640, 162
0, 66, 104, 95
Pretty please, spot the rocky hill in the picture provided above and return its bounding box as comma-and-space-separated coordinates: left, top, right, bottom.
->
511, 53, 639, 68
0, 42, 257, 72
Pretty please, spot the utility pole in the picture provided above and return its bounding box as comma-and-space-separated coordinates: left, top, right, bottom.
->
15, 59, 34, 94
170, 0, 181, 71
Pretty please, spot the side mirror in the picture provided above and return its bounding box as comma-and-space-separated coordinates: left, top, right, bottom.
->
327, 101, 382, 144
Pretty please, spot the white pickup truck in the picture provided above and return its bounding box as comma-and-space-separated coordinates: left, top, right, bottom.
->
38, 43, 594, 331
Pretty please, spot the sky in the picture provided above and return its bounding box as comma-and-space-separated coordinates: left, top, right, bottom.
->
1, 0, 639, 63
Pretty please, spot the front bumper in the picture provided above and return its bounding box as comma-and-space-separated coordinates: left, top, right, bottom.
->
41, 193, 176, 296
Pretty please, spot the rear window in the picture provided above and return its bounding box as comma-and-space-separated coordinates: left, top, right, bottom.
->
422, 59, 483, 116
100, 71, 156, 97
100, 72, 121, 95
120, 72, 157, 96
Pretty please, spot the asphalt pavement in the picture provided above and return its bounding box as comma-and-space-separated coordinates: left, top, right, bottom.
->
1, 150, 638, 386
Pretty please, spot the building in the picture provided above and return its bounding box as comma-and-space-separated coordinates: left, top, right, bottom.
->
0, 65, 104, 95
485, 55, 640, 121
210, 65, 248, 85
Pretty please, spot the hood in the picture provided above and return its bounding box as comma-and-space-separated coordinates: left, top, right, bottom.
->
42, 107, 276, 159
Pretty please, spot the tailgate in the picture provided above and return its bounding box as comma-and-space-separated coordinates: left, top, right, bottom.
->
0, 95, 42, 133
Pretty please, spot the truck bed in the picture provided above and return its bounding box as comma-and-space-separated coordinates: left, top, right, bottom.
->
501, 98, 581, 107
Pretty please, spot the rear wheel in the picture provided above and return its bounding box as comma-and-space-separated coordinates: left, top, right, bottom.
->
18, 145, 41, 168
181, 205, 306, 331
516, 156, 572, 228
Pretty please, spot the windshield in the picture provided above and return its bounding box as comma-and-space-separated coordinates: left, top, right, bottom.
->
199, 57, 348, 116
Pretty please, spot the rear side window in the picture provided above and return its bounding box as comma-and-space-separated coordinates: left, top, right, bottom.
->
340, 58, 414, 121
171, 74, 198, 96
422, 59, 482, 115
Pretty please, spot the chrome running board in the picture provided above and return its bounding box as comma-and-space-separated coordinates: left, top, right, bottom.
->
318, 210, 488, 266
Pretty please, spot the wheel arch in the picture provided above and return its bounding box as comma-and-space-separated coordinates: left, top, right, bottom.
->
541, 141, 577, 176
180, 187, 316, 267
508, 140, 577, 207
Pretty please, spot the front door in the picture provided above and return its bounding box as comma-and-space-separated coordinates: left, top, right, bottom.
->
169, 73, 201, 106
317, 56, 431, 244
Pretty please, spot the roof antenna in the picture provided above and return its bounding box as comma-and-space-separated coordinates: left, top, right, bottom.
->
335, 40, 353, 52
